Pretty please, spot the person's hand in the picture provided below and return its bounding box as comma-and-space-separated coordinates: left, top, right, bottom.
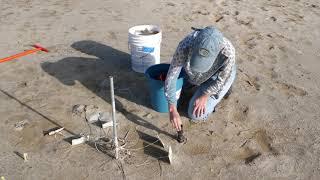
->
193, 94, 209, 118
169, 104, 182, 131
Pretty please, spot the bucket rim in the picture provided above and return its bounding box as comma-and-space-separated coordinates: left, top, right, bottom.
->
129, 24, 162, 37
145, 63, 169, 78
145, 63, 184, 81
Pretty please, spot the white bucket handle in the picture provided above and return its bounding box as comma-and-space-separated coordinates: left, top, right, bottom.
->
138, 53, 150, 60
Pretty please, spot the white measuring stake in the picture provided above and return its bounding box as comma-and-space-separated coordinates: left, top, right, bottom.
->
110, 76, 119, 159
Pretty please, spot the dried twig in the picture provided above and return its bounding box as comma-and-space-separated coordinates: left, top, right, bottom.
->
158, 160, 162, 177
116, 161, 126, 180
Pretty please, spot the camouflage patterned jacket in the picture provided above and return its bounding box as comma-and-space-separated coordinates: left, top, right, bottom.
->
164, 31, 236, 105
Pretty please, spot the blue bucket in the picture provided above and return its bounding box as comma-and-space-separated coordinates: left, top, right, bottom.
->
145, 64, 184, 113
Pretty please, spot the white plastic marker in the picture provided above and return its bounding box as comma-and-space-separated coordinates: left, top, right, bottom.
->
48, 127, 64, 136
71, 136, 86, 146
110, 76, 119, 159
23, 153, 28, 161
102, 121, 113, 128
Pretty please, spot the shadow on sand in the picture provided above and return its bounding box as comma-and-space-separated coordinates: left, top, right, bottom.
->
41, 40, 175, 139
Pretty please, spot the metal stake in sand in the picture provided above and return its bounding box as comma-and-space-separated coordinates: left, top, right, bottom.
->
110, 76, 119, 159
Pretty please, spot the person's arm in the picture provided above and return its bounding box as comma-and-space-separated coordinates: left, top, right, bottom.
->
164, 37, 190, 106
165, 65, 182, 106
201, 38, 236, 97
165, 36, 190, 131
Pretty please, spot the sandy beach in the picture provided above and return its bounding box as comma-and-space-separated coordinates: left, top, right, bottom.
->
0, 0, 320, 179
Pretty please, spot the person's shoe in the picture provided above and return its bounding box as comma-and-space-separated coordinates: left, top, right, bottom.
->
224, 87, 232, 99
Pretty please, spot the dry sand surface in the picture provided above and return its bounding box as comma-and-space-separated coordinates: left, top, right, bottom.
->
1, 0, 320, 179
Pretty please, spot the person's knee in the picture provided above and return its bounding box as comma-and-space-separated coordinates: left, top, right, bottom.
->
187, 106, 210, 121
187, 95, 217, 121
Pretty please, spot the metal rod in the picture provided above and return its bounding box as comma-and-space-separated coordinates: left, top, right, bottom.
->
110, 76, 119, 159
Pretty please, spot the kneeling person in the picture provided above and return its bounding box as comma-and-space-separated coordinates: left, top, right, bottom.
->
164, 26, 236, 131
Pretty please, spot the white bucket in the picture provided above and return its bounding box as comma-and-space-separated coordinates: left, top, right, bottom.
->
128, 25, 162, 73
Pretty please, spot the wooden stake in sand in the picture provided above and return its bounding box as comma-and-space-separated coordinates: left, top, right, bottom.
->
110, 76, 119, 159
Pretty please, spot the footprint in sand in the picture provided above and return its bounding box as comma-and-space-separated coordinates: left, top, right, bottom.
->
192, 9, 210, 16
243, 32, 263, 50
166, 2, 176, 7
274, 81, 308, 97
266, 67, 280, 79
229, 101, 249, 122
234, 129, 278, 164
107, 31, 117, 40
234, 146, 261, 164
238, 69, 261, 91
244, 37, 257, 49
38, 9, 58, 18
185, 143, 211, 156
235, 16, 254, 27
254, 129, 278, 155
152, 7, 162, 13
183, 14, 194, 22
